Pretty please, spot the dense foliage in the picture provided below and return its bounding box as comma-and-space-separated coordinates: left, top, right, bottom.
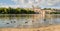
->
0, 7, 36, 14
50, 12, 60, 14
43, 8, 51, 10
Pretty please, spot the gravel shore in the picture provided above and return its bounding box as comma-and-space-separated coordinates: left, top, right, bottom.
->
0, 25, 60, 31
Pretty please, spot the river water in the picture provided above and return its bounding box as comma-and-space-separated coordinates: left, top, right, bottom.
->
0, 14, 60, 28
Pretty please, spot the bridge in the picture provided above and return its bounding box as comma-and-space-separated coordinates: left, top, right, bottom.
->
32, 7, 55, 21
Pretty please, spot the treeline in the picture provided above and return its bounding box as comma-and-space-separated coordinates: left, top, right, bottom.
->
0, 7, 36, 14
50, 12, 60, 14
43, 8, 56, 10
43, 8, 51, 10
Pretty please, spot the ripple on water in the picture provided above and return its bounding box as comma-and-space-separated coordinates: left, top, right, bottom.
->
0, 14, 60, 28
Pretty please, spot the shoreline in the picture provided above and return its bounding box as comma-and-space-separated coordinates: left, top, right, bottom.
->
0, 25, 60, 31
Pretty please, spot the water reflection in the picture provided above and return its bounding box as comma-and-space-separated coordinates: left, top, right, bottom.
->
0, 14, 60, 28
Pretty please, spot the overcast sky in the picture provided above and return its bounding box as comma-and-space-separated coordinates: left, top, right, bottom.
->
0, 0, 60, 8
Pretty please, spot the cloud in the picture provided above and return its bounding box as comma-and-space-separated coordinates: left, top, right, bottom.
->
0, 3, 6, 5
11, 0, 60, 7
0, 3, 20, 8
11, 0, 41, 7
11, 0, 39, 4
1, 0, 60, 8
46, 0, 60, 6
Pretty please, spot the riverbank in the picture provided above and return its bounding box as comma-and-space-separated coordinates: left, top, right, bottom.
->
0, 7, 36, 14
0, 25, 60, 31
50, 12, 60, 14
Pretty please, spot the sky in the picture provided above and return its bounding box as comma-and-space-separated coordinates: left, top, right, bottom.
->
0, 0, 60, 8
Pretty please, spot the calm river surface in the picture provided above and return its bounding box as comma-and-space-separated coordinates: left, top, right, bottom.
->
0, 14, 60, 28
